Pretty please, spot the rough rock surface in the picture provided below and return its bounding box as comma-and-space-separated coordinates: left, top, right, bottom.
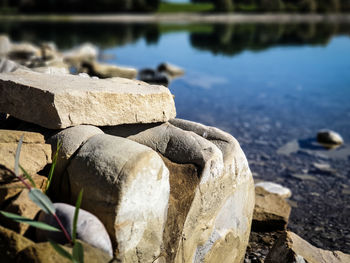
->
48, 125, 104, 179
253, 186, 291, 231
105, 118, 255, 263
255, 181, 292, 198
0, 130, 51, 176
16, 240, 112, 263
65, 134, 170, 262
36, 203, 113, 257
0, 69, 176, 129
265, 231, 350, 263
0, 225, 34, 263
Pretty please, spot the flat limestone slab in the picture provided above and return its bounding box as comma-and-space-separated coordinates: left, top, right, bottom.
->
0, 69, 176, 129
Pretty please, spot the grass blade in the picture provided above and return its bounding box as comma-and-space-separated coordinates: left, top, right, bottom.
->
49, 240, 74, 261
45, 141, 62, 193
29, 188, 56, 215
19, 165, 36, 188
0, 211, 60, 232
73, 241, 84, 263
72, 189, 83, 243
14, 135, 24, 177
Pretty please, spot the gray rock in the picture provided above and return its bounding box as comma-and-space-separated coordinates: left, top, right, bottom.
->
0, 59, 19, 73
317, 130, 344, 145
36, 203, 113, 257
66, 134, 170, 262
106, 119, 255, 263
138, 68, 170, 86
0, 69, 176, 129
63, 43, 98, 66
8, 43, 40, 61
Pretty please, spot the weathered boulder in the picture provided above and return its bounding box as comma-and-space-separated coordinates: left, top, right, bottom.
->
253, 186, 291, 231
0, 35, 11, 56
0, 69, 176, 129
65, 134, 170, 262
265, 231, 350, 263
48, 125, 104, 179
36, 203, 113, 257
0, 130, 52, 176
16, 240, 113, 263
0, 225, 34, 263
81, 61, 137, 79
255, 181, 292, 198
106, 118, 255, 263
157, 62, 184, 77
317, 129, 344, 145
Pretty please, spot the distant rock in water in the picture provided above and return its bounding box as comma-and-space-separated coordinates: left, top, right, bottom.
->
317, 130, 344, 145
157, 62, 184, 78
138, 68, 170, 86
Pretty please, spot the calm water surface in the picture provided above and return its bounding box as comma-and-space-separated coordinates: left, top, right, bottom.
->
1, 21, 350, 252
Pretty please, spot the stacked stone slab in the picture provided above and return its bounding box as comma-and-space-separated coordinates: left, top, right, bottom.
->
0, 69, 176, 129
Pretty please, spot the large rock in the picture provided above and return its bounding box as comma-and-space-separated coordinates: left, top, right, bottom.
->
36, 203, 113, 257
0, 225, 34, 263
81, 61, 137, 79
0, 69, 176, 129
106, 118, 255, 263
0, 130, 52, 176
16, 240, 112, 263
65, 134, 170, 262
265, 231, 350, 263
253, 186, 291, 231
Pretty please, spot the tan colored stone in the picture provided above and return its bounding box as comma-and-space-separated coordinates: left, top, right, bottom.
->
265, 231, 350, 263
253, 187, 291, 231
1, 189, 42, 234
0, 35, 11, 55
8, 43, 40, 61
0, 69, 176, 129
16, 241, 112, 263
66, 134, 170, 262
82, 61, 137, 79
0, 225, 34, 263
0, 130, 52, 176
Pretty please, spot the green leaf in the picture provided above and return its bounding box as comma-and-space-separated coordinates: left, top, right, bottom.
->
49, 240, 74, 261
29, 188, 56, 215
45, 141, 62, 193
72, 189, 83, 243
19, 165, 36, 188
0, 211, 60, 232
14, 135, 24, 177
73, 241, 84, 263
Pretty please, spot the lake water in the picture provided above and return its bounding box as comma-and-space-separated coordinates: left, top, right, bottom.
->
1, 21, 350, 252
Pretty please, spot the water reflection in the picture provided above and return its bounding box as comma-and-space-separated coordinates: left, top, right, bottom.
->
1, 21, 349, 55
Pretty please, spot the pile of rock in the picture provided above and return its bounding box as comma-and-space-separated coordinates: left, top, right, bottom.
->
0, 66, 253, 262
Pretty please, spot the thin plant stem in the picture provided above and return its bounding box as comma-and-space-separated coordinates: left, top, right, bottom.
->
53, 213, 72, 244
17, 175, 32, 190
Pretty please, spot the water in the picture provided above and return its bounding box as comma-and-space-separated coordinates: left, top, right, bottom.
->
1, 21, 350, 252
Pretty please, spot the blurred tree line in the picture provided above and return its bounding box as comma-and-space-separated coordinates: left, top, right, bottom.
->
0, 0, 160, 13
193, 0, 350, 12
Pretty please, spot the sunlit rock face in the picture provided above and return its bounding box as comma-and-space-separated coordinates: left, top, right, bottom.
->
0, 69, 176, 129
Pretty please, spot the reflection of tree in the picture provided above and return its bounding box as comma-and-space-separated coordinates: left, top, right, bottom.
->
190, 23, 346, 56
0, 22, 160, 49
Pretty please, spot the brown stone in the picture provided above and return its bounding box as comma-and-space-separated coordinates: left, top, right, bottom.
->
253, 186, 291, 231
161, 156, 199, 262
0, 225, 34, 263
265, 231, 350, 263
